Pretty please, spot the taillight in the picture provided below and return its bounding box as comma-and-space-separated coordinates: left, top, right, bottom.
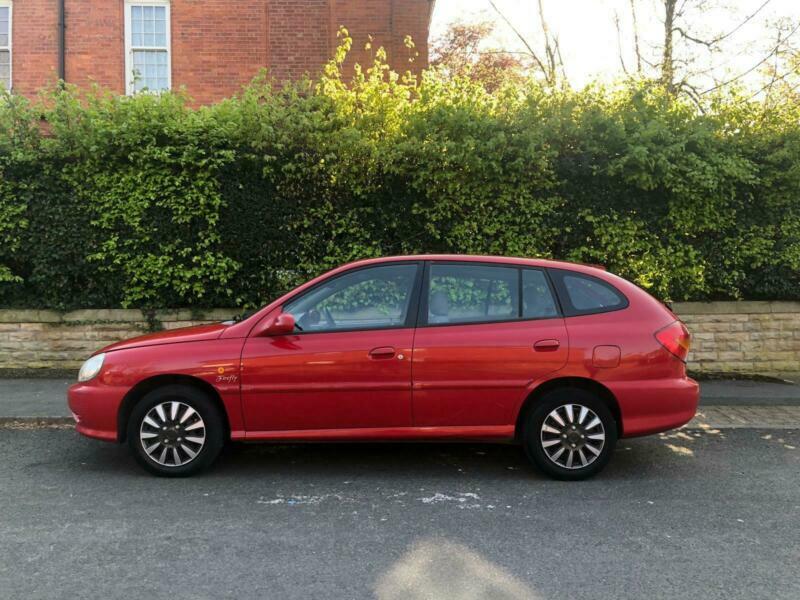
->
655, 320, 691, 362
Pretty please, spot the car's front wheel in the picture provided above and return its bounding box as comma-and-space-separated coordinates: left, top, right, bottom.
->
127, 384, 224, 477
523, 388, 617, 480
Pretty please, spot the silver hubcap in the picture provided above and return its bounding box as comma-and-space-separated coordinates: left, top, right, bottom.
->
540, 404, 605, 470
139, 401, 205, 467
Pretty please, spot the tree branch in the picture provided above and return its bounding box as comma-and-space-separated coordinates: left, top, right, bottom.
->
630, 0, 643, 73
673, 26, 715, 48
701, 20, 800, 94
487, 0, 550, 79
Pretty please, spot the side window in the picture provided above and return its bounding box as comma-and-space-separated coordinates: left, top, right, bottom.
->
427, 264, 518, 325
283, 264, 418, 332
522, 269, 558, 318
550, 269, 627, 316
125, 1, 171, 95
0, 4, 10, 91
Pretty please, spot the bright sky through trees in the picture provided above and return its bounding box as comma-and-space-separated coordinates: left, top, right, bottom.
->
431, 0, 800, 90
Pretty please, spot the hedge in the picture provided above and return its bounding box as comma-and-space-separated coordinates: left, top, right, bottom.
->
1, 40, 799, 310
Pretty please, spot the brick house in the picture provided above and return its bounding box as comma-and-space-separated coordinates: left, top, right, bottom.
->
2, 0, 434, 104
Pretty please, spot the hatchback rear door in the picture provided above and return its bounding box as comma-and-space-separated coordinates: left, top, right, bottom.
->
411, 261, 568, 428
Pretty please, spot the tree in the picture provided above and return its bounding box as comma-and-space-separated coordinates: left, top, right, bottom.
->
487, 0, 565, 86
429, 21, 529, 91
622, 0, 798, 103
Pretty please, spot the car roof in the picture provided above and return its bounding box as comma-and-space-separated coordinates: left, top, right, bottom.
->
338, 254, 606, 275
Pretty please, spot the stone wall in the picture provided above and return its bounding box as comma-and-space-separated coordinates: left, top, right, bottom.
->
673, 301, 800, 379
0, 309, 235, 370
0, 303, 798, 377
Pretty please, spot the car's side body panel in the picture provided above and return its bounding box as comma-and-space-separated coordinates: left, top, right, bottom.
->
242, 425, 515, 442
411, 318, 569, 427
68, 338, 247, 441
240, 326, 416, 432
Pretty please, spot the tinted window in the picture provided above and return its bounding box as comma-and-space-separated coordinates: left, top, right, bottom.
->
284, 264, 418, 332
522, 270, 558, 318
550, 269, 627, 316
427, 264, 518, 325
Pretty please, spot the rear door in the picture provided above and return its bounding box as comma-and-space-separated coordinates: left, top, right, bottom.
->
411, 262, 568, 427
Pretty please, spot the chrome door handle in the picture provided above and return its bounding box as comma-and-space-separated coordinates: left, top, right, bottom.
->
534, 339, 560, 352
369, 346, 396, 359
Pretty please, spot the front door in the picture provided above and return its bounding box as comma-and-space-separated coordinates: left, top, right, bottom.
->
412, 262, 569, 427
241, 262, 422, 433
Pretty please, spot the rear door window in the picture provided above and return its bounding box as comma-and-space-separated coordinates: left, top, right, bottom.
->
522, 269, 559, 318
549, 269, 628, 316
426, 263, 519, 325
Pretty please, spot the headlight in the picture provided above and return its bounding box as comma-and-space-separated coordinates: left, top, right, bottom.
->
78, 353, 106, 382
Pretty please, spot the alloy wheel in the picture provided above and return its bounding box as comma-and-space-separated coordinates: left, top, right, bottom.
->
539, 403, 606, 470
139, 401, 206, 467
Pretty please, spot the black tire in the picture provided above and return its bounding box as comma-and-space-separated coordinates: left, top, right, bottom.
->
127, 384, 225, 477
522, 388, 617, 481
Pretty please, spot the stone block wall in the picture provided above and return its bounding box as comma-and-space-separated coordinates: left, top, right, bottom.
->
673, 301, 800, 378
0, 302, 797, 378
0, 309, 236, 370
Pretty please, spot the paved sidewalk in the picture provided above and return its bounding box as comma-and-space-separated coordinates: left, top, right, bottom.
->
699, 379, 800, 405
0, 378, 72, 418
1, 378, 800, 424
688, 406, 800, 429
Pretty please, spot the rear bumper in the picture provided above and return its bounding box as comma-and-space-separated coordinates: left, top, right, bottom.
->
610, 377, 699, 438
67, 382, 126, 442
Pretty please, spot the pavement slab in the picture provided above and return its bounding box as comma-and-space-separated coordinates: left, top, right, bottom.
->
0, 379, 72, 418
699, 379, 800, 406
689, 406, 800, 429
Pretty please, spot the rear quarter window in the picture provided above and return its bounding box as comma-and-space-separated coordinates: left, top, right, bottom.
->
549, 268, 628, 317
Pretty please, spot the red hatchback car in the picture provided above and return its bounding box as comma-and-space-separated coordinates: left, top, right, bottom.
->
68, 255, 698, 480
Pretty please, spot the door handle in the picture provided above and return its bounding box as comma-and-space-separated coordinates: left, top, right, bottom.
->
369, 346, 396, 359
534, 339, 560, 352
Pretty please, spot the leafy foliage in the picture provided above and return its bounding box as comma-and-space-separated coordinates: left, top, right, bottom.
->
0, 35, 798, 309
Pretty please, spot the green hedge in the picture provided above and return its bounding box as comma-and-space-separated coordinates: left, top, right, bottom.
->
1, 42, 799, 310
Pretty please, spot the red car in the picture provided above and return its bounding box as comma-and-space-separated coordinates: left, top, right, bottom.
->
68, 255, 698, 480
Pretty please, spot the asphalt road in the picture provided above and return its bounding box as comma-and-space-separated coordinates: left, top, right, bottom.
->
0, 427, 798, 599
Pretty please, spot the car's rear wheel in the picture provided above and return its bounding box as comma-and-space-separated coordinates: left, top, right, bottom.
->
523, 388, 617, 480
127, 384, 224, 477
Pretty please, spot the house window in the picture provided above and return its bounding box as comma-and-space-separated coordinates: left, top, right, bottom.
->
125, 1, 170, 94
0, 2, 11, 91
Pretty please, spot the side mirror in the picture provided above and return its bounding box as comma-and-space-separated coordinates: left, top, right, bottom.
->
261, 313, 296, 336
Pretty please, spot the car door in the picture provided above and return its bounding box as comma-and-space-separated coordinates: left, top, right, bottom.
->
412, 262, 568, 427
240, 262, 422, 433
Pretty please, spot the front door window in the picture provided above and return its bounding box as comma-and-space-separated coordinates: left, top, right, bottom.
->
284, 264, 418, 333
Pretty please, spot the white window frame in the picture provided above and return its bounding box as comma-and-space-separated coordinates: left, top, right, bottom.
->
0, 0, 12, 92
124, 0, 171, 95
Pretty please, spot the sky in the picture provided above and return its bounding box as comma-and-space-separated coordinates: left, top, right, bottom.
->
430, 0, 800, 91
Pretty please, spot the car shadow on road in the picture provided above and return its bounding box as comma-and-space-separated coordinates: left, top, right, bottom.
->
68, 431, 703, 482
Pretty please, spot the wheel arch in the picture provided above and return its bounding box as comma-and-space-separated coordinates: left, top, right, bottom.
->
117, 374, 230, 443
514, 377, 622, 441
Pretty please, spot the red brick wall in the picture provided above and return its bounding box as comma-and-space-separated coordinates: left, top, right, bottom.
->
267, 0, 330, 82
10, 0, 433, 104
64, 0, 125, 92
330, 0, 432, 77
12, 0, 59, 95
172, 0, 269, 105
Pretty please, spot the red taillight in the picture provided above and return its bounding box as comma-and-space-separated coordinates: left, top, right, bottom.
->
655, 320, 691, 362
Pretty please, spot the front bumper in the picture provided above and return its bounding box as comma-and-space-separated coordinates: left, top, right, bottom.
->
67, 382, 127, 442
611, 377, 700, 438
